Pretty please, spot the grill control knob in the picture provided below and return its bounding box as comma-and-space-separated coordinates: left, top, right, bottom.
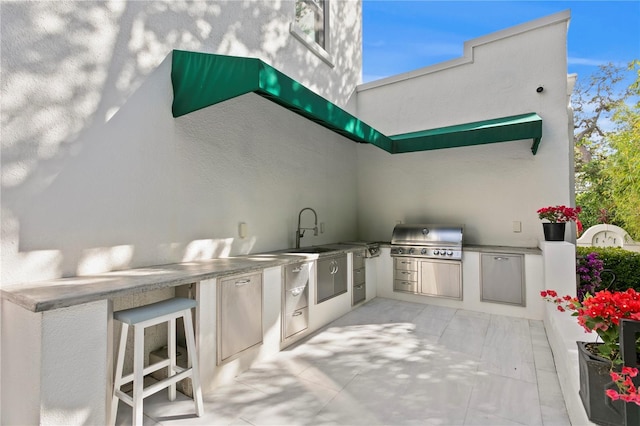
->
421, 248, 427, 255
433, 249, 440, 255
409, 248, 415, 255
447, 250, 454, 256
397, 248, 403, 255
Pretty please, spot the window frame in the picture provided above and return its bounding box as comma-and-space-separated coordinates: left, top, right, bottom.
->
290, 0, 334, 67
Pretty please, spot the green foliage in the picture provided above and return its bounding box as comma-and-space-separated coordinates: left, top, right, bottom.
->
574, 61, 640, 239
604, 61, 640, 240
577, 246, 640, 291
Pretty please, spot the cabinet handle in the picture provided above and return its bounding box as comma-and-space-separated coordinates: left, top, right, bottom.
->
401, 261, 412, 264
292, 266, 303, 273
494, 257, 510, 261
235, 279, 251, 286
355, 270, 362, 274
290, 287, 304, 296
292, 311, 303, 317
355, 285, 364, 289
400, 271, 412, 275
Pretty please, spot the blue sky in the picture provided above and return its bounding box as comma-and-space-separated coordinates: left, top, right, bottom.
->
362, 0, 640, 86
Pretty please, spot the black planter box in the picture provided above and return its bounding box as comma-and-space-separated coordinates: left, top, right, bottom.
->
577, 341, 624, 426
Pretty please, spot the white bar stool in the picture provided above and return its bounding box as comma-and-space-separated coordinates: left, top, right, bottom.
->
110, 297, 204, 425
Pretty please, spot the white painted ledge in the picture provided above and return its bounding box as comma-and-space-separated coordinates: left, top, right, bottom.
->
543, 289, 598, 425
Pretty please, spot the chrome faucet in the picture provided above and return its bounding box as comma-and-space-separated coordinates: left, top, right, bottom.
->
295, 207, 318, 248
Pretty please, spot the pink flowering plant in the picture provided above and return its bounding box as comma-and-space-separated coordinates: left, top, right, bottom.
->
537, 205, 582, 223
541, 288, 640, 406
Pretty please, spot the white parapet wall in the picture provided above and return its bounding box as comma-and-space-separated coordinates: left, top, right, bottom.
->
540, 241, 598, 425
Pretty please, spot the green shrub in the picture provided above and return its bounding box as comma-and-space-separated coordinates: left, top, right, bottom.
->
576, 246, 640, 291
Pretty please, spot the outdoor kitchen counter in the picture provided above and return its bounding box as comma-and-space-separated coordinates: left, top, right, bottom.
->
463, 244, 542, 255
1, 245, 363, 313
379, 241, 542, 255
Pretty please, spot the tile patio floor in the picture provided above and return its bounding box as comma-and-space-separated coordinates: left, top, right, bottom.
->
115, 297, 571, 425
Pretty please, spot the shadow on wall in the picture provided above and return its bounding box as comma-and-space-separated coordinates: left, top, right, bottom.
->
2, 1, 361, 283
17, 55, 256, 276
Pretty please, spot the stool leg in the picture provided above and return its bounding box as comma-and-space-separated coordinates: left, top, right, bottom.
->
133, 325, 145, 426
168, 316, 177, 401
110, 322, 128, 426
183, 309, 204, 416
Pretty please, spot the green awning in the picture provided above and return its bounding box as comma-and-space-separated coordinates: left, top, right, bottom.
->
390, 113, 543, 155
170, 50, 542, 155
171, 50, 393, 152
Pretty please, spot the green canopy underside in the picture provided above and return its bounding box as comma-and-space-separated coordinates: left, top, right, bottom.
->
171, 50, 542, 155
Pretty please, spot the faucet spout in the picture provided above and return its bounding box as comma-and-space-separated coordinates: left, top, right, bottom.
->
295, 207, 318, 248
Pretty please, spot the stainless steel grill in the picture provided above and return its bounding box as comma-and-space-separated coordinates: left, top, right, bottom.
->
339, 241, 381, 258
390, 224, 463, 260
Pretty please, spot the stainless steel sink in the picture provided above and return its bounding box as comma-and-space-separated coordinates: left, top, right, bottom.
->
287, 247, 338, 254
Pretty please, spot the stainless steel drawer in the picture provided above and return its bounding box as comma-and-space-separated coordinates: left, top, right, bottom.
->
353, 250, 366, 270
394, 269, 418, 281
395, 258, 418, 271
284, 284, 308, 312
285, 262, 311, 290
394, 280, 418, 293
353, 267, 366, 285
353, 282, 366, 305
284, 307, 308, 339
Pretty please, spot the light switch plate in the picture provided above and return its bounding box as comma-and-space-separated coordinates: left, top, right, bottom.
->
512, 221, 522, 232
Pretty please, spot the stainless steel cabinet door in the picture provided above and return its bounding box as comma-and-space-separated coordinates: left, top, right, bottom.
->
317, 254, 348, 304
419, 259, 462, 300
481, 253, 525, 306
317, 258, 334, 303
333, 255, 348, 296
218, 273, 263, 364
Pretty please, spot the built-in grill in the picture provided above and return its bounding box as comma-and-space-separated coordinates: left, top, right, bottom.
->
390, 224, 464, 300
339, 241, 381, 258
390, 224, 463, 260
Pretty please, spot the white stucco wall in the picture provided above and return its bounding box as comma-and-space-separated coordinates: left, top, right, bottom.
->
1, 300, 108, 425
1, 0, 363, 286
355, 11, 573, 247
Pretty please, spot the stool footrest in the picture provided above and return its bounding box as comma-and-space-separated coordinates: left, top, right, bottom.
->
114, 368, 194, 405
118, 358, 173, 387
143, 368, 193, 399
115, 390, 134, 408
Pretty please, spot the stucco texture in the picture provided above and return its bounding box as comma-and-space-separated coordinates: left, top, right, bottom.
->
1, 0, 363, 286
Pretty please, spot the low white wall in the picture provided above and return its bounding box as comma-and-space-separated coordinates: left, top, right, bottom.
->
1, 300, 109, 425
540, 241, 597, 425
544, 303, 597, 426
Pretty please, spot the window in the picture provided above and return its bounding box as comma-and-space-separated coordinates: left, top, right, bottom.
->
295, 0, 326, 48
291, 0, 333, 66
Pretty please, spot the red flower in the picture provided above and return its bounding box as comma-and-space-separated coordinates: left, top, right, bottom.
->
537, 205, 581, 223
606, 389, 621, 401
